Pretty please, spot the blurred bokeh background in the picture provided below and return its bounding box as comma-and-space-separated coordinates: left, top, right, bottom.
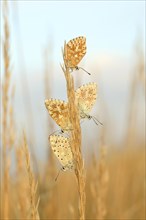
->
1, 1, 145, 220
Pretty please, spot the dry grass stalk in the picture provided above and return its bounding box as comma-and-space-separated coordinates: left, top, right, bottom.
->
61, 42, 86, 220
126, 44, 145, 147
44, 45, 53, 99
96, 144, 109, 219
91, 140, 109, 220
23, 133, 40, 220
8, 85, 16, 149
1, 1, 12, 218
41, 45, 58, 219
43, 45, 55, 167
135, 41, 145, 91
15, 144, 29, 219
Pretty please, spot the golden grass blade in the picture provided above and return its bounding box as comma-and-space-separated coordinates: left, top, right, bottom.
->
61, 40, 86, 220
23, 132, 40, 220
1, 1, 11, 218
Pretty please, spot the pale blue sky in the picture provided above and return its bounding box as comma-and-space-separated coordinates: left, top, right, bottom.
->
1, 1, 145, 160
5, 0, 145, 72
0, 0, 144, 78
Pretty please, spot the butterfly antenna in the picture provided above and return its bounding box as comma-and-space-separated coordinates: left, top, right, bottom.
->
78, 67, 91, 75
92, 117, 99, 126
92, 116, 103, 126
55, 169, 61, 181
49, 129, 62, 137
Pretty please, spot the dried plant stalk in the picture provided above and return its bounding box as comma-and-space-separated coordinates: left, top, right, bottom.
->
15, 145, 29, 219
61, 42, 86, 220
126, 42, 145, 146
8, 85, 16, 148
1, 1, 11, 218
91, 141, 109, 220
96, 145, 109, 219
23, 133, 40, 220
43, 45, 55, 166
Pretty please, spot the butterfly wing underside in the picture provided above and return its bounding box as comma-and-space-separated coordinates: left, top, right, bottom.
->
75, 82, 97, 118
49, 135, 74, 171
45, 99, 72, 131
65, 36, 86, 68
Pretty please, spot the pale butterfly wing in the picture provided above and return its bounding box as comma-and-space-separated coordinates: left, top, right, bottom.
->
65, 36, 86, 69
49, 135, 74, 171
45, 99, 72, 131
75, 82, 97, 118
45, 83, 97, 128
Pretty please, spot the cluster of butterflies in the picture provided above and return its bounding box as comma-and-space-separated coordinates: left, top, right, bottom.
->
45, 36, 102, 177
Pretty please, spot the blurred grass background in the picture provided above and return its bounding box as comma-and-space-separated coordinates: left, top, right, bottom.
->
1, 1, 145, 220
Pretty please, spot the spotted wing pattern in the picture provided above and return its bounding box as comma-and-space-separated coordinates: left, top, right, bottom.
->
75, 82, 97, 118
45, 99, 72, 131
49, 135, 74, 171
65, 36, 86, 68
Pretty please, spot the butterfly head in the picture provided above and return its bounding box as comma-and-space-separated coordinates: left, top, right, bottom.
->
87, 115, 92, 120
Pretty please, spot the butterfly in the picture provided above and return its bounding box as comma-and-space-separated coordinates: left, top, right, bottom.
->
45, 99, 72, 132
75, 82, 102, 125
65, 36, 91, 75
49, 135, 74, 171
45, 82, 102, 131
